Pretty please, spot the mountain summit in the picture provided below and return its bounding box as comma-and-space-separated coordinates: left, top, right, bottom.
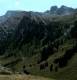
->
46, 5, 76, 15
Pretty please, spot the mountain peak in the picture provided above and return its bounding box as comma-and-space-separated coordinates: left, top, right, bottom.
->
46, 5, 75, 15
50, 6, 58, 11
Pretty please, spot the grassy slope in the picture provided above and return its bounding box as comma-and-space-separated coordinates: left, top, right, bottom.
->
22, 40, 77, 80
0, 39, 76, 80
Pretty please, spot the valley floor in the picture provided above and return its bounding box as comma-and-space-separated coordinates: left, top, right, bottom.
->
0, 74, 55, 80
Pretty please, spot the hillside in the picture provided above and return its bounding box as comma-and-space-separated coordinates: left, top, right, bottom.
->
0, 6, 77, 80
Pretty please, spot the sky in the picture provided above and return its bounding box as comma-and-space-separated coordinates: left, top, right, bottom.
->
0, 0, 77, 16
